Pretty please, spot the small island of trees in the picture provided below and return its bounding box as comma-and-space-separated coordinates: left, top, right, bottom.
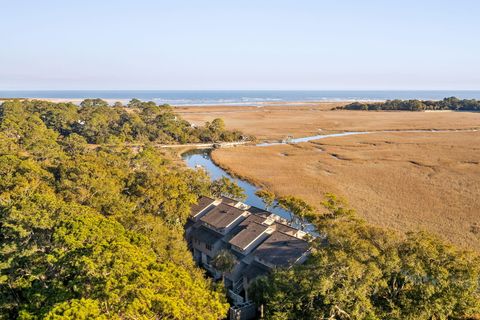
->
338, 96, 480, 111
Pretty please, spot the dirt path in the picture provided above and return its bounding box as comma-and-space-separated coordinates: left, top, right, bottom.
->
86, 141, 250, 150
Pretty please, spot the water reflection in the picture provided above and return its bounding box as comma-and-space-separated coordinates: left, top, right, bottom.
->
182, 149, 293, 221
256, 131, 371, 146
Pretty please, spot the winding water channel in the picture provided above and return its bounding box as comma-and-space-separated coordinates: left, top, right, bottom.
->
182, 148, 293, 220
182, 129, 478, 227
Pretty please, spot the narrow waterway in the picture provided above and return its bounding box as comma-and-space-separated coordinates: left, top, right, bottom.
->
256, 128, 478, 146
182, 129, 478, 229
182, 131, 380, 220
256, 131, 370, 146
182, 148, 293, 221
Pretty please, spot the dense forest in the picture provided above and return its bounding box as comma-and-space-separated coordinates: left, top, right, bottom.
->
0, 99, 241, 319
250, 193, 480, 320
4, 98, 247, 145
1, 99, 479, 319
338, 97, 480, 111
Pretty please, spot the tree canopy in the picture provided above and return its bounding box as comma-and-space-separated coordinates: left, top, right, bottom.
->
339, 97, 480, 111
210, 176, 247, 201
1, 98, 248, 145
211, 250, 238, 282
255, 189, 275, 211
0, 100, 229, 319
250, 194, 480, 320
277, 195, 316, 230
2, 98, 479, 319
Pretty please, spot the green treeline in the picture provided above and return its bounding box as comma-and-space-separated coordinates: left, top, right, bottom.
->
1, 99, 479, 319
250, 194, 480, 320
0, 100, 230, 319
339, 97, 480, 111
10, 98, 247, 144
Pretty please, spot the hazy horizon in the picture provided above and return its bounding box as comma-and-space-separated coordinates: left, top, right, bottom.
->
1, 0, 479, 90
3, 90, 480, 105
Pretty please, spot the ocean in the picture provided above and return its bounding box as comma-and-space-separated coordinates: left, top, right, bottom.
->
1, 90, 480, 106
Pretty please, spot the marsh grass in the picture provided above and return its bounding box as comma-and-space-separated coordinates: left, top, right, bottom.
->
212, 131, 480, 250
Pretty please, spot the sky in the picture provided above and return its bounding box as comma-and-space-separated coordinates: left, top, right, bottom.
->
1, 0, 479, 90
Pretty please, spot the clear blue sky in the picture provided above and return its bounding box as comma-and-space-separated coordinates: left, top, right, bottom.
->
1, 0, 479, 90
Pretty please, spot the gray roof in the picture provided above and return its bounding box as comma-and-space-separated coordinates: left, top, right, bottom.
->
190, 225, 223, 246
229, 222, 268, 250
200, 203, 245, 230
239, 214, 265, 226
190, 196, 215, 217
220, 196, 239, 206
254, 231, 309, 267
224, 214, 268, 243
274, 222, 298, 236
247, 206, 271, 217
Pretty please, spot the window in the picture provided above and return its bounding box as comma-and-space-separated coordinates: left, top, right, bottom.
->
205, 244, 212, 251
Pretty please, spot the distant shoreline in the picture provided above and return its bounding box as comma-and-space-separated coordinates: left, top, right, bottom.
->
0, 97, 383, 107
2, 90, 480, 109
1, 90, 480, 106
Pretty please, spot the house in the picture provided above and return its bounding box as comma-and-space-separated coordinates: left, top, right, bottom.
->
186, 195, 312, 309
189, 196, 219, 221
200, 203, 249, 235
229, 221, 272, 255
253, 230, 310, 268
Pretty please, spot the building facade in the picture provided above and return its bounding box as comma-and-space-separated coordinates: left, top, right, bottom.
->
186, 196, 312, 308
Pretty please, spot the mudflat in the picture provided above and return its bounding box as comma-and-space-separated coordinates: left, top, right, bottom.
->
178, 103, 480, 140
